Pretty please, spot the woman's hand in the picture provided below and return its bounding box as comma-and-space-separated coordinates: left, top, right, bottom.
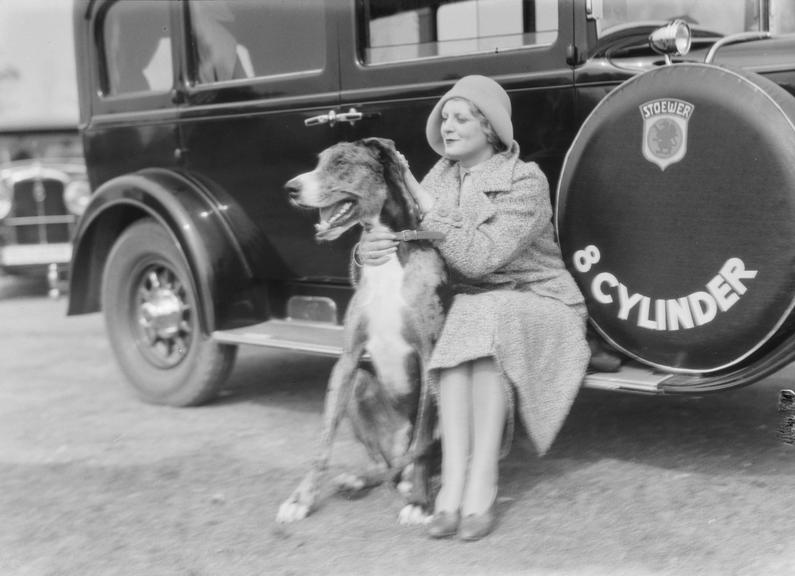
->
395, 151, 412, 175
355, 229, 398, 266
395, 151, 436, 217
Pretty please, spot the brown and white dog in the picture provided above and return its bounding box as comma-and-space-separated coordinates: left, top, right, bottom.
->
276, 138, 448, 524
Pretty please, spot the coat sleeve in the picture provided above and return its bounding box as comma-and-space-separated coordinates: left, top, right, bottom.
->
421, 163, 552, 279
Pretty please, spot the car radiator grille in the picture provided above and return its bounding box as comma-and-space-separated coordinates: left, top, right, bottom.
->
8, 178, 75, 244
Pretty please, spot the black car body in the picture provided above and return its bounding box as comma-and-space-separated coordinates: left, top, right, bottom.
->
68, 0, 795, 405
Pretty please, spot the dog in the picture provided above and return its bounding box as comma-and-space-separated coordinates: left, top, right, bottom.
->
276, 137, 448, 524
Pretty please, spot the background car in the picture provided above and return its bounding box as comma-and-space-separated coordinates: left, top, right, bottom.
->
0, 0, 89, 295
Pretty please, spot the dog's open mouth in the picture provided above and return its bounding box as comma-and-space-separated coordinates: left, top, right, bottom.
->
315, 199, 358, 240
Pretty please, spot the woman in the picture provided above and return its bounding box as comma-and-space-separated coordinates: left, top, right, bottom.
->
356, 75, 590, 541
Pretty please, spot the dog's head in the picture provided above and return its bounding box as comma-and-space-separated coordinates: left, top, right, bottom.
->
284, 138, 416, 242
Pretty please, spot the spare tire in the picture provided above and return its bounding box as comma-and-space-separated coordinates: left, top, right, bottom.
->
556, 63, 795, 374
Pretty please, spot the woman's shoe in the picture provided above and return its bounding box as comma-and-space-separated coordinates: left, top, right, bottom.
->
458, 505, 497, 541
427, 510, 461, 539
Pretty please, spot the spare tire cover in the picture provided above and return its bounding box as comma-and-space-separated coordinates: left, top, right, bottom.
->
556, 63, 795, 373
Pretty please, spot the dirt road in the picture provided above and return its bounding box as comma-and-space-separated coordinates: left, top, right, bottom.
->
0, 275, 793, 576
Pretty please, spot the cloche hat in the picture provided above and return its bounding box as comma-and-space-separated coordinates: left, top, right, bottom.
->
425, 75, 513, 156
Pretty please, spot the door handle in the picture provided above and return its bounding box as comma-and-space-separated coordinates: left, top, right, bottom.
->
304, 108, 364, 127
335, 108, 363, 124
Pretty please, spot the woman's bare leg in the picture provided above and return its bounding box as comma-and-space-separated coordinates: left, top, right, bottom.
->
434, 363, 472, 513
462, 357, 506, 515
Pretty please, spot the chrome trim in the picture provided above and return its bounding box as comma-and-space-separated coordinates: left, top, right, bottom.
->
0, 164, 73, 185
649, 20, 692, 61
705, 31, 771, 64
5, 215, 77, 225
582, 363, 672, 394
287, 296, 337, 323
304, 108, 363, 127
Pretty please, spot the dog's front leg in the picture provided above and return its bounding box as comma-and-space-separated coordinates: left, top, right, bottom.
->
276, 353, 360, 523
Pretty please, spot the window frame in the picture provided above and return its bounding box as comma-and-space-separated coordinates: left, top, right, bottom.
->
90, 0, 182, 117
342, 0, 574, 92
358, 0, 562, 67
179, 0, 336, 106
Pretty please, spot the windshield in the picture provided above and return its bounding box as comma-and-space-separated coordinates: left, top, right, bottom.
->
0, 0, 79, 130
596, 0, 795, 37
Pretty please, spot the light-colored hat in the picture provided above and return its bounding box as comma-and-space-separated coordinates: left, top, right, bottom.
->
425, 75, 513, 156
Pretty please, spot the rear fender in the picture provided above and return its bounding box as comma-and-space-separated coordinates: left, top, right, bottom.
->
67, 168, 269, 332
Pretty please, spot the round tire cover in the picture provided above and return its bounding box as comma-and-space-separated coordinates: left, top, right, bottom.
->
556, 63, 795, 373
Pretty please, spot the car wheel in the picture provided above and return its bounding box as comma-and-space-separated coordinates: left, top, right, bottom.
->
101, 218, 236, 406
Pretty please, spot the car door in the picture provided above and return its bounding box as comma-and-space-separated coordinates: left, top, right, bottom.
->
177, 0, 347, 283
82, 0, 182, 187
336, 0, 577, 190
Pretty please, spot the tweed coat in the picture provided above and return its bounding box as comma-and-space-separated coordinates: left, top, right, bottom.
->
419, 142, 591, 456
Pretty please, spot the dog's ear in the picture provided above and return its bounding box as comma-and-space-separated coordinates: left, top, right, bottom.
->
360, 137, 396, 156
360, 137, 401, 179
360, 137, 404, 189
360, 137, 419, 230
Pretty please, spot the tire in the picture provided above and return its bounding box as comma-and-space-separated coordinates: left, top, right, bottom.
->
101, 218, 236, 406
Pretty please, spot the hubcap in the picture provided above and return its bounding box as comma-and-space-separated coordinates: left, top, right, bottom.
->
133, 265, 193, 368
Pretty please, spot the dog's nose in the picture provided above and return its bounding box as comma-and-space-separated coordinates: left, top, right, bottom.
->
284, 178, 302, 199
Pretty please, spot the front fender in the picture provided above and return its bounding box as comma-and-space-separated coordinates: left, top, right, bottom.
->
67, 168, 269, 332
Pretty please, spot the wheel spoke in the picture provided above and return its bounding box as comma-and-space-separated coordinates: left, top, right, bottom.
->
174, 335, 188, 356
153, 339, 170, 359
137, 284, 152, 303
142, 325, 157, 345
147, 270, 161, 290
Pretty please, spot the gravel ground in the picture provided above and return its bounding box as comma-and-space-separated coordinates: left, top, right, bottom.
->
0, 275, 793, 576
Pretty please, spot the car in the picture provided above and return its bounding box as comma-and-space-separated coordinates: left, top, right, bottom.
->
0, 137, 87, 286
68, 0, 795, 407
0, 0, 89, 295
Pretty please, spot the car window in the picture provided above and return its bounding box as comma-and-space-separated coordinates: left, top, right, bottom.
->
596, 0, 788, 36
188, 0, 325, 85
361, 0, 559, 65
102, 0, 173, 95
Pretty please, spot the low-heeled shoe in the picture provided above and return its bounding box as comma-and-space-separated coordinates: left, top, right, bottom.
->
427, 510, 460, 539
458, 505, 497, 541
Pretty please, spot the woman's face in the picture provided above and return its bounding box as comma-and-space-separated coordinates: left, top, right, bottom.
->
440, 98, 493, 167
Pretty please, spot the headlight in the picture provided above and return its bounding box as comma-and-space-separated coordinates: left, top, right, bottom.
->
649, 20, 692, 61
64, 179, 92, 216
0, 179, 11, 220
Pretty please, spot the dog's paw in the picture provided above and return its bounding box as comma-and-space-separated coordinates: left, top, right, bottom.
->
333, 472, 372, 499
276, 497, 311, 523
396, 479, 413, 499
333, 472, 365, 491
398, 504, 430, 525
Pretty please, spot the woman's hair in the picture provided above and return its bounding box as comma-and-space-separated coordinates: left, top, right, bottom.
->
447, 97, 509, 153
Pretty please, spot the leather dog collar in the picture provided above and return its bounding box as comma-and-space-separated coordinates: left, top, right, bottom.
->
396, 229, 446, 242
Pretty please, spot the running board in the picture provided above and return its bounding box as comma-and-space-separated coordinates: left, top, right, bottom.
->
213, 319, 671, 394
582, 363, 673, 394
213, 319, 347, 357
